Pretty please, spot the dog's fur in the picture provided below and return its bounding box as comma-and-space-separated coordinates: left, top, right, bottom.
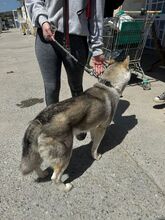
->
20, 56, 131, 192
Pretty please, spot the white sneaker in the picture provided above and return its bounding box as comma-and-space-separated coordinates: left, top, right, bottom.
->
154, 92, 165, 104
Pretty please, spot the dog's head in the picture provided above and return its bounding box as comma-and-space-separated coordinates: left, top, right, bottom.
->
102, 56, 131, 93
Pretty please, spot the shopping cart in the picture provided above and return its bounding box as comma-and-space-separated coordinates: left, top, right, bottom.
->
103, 9, 161, 89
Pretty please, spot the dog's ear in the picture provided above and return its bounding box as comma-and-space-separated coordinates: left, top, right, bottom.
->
122, 56, 130, 69
107, 58, 116, 65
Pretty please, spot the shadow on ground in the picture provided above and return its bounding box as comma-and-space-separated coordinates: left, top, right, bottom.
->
16, 98, 44, 108
129, 74, 144, 86
153, 104, 165, 109
124, 49, 165, 89
141, 49, 165, 83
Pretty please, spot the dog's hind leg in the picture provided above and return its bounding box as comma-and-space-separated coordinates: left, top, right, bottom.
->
90, 126, 106, 160
51, 162, 73, 192
38, 133, 73, 192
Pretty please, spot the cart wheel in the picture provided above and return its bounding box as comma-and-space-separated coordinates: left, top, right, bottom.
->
141, 79, 151, 90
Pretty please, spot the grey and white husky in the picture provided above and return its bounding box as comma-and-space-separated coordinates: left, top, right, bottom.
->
20, 56, 131, 192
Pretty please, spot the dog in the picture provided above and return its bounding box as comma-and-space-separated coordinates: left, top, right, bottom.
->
20, 56, 131, 192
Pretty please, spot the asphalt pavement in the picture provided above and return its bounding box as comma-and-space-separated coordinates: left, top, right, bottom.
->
0, 29, 165, 220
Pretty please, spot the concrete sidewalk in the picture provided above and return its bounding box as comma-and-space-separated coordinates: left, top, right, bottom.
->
0, 29, 165, 220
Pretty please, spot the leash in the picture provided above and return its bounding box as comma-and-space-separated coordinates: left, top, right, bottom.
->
63, 0, 70, 49
51, 35, 115, 86
50, 34, 100, 77
63, 0, 91, 49
50, 24, 113, 87
51, 1, 115, 88
51, 36, 118, 91
50, 0, 108, 81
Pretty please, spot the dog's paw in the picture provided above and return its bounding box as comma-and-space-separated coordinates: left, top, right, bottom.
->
35, 169, 53, 183
39, 170, 50, 178
64, 183, 73, 192
57, 182, 73, 192
92, 153, 102, 161
76, 132, 87, 141
35, 167, 53, 182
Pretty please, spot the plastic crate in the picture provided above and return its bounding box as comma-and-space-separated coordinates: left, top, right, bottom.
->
116, 20, 144, 45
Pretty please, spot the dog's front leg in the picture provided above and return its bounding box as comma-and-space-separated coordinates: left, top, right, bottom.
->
90, 126, 106, 160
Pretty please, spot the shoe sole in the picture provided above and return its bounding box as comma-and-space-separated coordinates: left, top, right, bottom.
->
153, 98, 165, 104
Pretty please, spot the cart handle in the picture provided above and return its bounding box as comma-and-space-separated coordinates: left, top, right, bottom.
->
124, 9, 162, 15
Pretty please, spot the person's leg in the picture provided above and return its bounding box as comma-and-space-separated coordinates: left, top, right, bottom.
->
62, 34, 89, 97
35, 29, 62, 106
62, 34, 88, 140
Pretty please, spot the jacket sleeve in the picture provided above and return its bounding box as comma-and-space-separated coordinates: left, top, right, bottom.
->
88, 0, 105, 57
25, 0, 48, 27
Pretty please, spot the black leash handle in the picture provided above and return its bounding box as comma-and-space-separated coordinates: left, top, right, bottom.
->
63, 0, 70, 49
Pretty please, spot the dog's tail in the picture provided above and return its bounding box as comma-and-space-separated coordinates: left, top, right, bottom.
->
20, 120, 42, 175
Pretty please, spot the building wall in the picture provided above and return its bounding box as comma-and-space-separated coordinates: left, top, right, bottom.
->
145, 0, 165, 48
0, 17, 2, 33
0, 11, 16, 29
21, 5, 36, 35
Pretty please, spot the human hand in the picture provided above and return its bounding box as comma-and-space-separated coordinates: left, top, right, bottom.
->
42, 22, 55, 41
91, 54, 105, 76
